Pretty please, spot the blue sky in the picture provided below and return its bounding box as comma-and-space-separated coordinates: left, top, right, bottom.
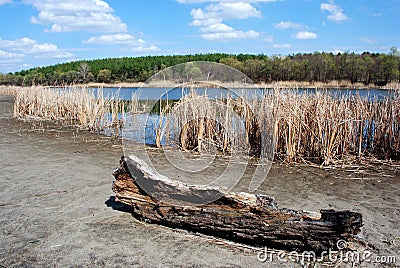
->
0, 0, 399, 73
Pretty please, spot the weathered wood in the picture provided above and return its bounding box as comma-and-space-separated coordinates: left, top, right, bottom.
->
112, 155, 362, 253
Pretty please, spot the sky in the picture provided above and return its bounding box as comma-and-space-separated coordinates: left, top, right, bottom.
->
0, 0, 399, 73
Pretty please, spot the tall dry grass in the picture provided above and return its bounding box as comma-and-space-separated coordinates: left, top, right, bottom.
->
0, 86, 20, 96
13, 86, 400, 165
270, 89, 399, 164
143, 88, 400, 165
13, 86, 124, 135
132, 89, 275, 158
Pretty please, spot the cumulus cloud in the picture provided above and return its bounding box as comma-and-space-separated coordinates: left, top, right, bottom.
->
0, 49, 25, 73
263, 35, 274, 43
201, 30, 259, 41
23, 0, 158, 52
177, 0, 277, 3
359, 37, 377, 44
0, 37, 73, 58
85, 34, 135, 45
25, 0, 127, 33
199, 23, 234, 33
0, 37, 37, 52
274, 21, 304, 30
30, 43, 73, 58
184, 1, 263, 41
85, 34, 159, 52
31, 43, 58, 53
0, 49, 24, 59
273, 43, 291, 48
294, 31, 318, 40
191, 2, 262, 22
132, 45, 159, 52
320, 2, 349, 23
0, 0, 13, 5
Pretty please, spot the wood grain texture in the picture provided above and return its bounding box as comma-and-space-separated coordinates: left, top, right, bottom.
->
112, 155, 362, 253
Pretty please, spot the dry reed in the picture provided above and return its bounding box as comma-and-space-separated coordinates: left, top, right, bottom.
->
13, 86, 124, 136
143, 88, 399, 165
140, 90, 273, 158
13, 85, 400, 165
0, 86, 19, 96
267, 89, 400, 165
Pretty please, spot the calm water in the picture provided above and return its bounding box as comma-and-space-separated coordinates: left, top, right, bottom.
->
98, 87, 395, 144
99, 87, 394, 101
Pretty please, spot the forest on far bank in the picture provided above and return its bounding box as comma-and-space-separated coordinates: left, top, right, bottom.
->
1, 47, 399, 87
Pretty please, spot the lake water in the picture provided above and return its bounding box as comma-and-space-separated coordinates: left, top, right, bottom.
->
99, 87, 394, 101
99, 86, 395, 145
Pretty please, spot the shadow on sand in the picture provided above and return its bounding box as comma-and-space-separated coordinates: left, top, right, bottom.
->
105, 196, 134, 214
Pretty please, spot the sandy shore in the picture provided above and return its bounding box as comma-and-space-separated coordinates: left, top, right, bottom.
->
0, 95, 399, 267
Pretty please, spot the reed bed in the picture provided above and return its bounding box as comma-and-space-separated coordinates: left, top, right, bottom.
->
13, 86, 400, 166
154, 91, 260, 155
140, 88, 400, 165
0, 86, 20, 96
13, 86, 124, 136
267, 89, 400, 165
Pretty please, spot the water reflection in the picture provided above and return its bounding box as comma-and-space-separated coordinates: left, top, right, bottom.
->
97, 87, 393, 101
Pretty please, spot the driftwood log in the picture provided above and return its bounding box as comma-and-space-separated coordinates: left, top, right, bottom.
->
112, 155, 362, 253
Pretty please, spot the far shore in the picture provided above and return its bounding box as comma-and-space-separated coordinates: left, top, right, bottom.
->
83, 80, 400, 90
1, 80, 399, 91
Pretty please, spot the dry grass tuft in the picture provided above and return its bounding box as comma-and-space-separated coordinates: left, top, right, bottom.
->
0, 86, 20, 96
13, 86, 124, 136
264, 89, 399, 165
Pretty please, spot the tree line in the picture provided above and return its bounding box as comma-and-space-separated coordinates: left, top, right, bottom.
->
1, 48, 399, 86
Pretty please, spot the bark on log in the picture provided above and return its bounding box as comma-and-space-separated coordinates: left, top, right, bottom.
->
112, 155, 362, 253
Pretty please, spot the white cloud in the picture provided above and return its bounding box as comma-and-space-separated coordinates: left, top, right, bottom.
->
85, 34, 159, 52
0, 49, 24, 59
359, 37, 377, 44
199, 23, 234, 33
31, 43, 58, 53
0, 49, 24, 73
273, 43, 291, 48
25, 0, 127, 33
320, 2, 349, 23
132, 45, 159, 52
274, 21, 304, 30
201, 30, 259, 41
213, 2, 262, 19
0, 0, 13, 5
177, 0, 277, 3
85, 34, 135, 45
0, 37, 73, 58
186, 1, 263, 41
190, 18, 222, 27
263, 35, 274, 43
294, 31, 318, 40
191, 2, 262, 21
358, 6, 382, 17
30, 43, 73, 58
23, 0, 158, 53
24, 0, 114, 13
0, 37, 37, 52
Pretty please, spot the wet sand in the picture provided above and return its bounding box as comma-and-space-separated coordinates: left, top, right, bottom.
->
0, 95, 399, 267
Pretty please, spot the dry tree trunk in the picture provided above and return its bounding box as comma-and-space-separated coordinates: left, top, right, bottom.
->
112, 155, 362, 253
